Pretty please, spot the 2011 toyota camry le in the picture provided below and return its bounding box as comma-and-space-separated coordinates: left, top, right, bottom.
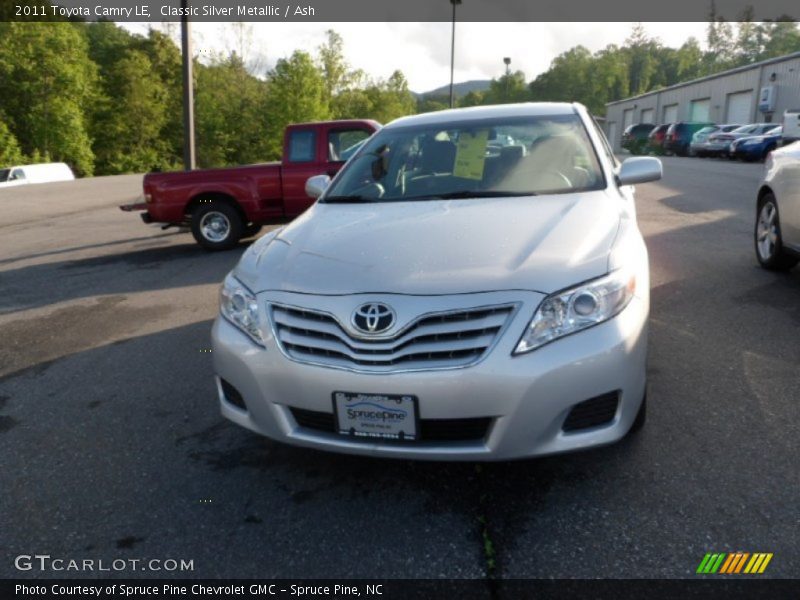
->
211, 103, 663, 461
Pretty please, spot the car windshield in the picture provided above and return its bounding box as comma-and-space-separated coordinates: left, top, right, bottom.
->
0, 168, 9, 183
733, 125, 757, 134
697, 127, 717, 135
323, 114, 605, 203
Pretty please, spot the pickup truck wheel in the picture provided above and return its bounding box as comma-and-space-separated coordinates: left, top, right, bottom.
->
243, 224, 263, 239
191, 202, 243, 251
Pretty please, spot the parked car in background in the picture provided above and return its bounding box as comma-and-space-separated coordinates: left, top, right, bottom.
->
121, 119, 380, 250
212, 103, 661, 460
754, 141, 800, 271
690, 124, 743, 157
0, 162, 75, 188
664, 122, 715, 156
783, 109, 800, 144
647, 124, 671, 155
621, 123, 656, 155
706, 123, 781, 157
730, 127, 783, 161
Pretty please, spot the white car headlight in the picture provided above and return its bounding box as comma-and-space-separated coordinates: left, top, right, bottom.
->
514, 269, 636, 355
220, 273, 264, 346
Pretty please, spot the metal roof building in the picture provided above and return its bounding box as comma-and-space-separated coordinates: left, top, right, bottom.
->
604, 51, 800, 151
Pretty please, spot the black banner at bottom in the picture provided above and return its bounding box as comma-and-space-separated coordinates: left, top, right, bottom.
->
4, 579, 800, 600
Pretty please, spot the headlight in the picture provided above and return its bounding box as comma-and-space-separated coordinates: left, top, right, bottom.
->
514, 269, 636, 355
219, 273, 264, 346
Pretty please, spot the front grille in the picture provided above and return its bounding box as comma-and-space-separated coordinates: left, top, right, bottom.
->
562, 391, 619, 432
270, 303, 515, 372
291, 408, 491, 443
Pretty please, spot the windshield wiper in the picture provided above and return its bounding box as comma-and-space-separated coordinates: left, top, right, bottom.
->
398, 190, 536, 201
323, 195, 374, 204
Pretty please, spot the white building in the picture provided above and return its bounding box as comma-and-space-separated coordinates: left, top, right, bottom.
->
604, 51, 800, 151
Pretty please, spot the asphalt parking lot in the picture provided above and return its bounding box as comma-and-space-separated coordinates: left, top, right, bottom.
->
1, 156, 798, 581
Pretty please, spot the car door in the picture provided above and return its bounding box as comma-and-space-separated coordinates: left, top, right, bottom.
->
281, 127, 324, 217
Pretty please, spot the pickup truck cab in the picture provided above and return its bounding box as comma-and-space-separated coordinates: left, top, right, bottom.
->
121, 119, 380, 250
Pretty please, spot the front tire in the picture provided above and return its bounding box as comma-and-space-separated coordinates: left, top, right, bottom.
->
755, 193, 799, 271
191, 202, 244, 251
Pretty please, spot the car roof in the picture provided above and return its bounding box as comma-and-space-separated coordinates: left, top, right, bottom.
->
384, 103, 580, 129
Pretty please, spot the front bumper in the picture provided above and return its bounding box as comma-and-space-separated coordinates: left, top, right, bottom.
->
730, 145, 763, 160
212, 290, 649, 461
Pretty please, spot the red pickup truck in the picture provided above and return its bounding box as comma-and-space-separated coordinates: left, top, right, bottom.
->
121, 119, 380, 250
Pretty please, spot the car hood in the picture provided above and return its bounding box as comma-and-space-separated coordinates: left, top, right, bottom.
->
237, 191, 622, 296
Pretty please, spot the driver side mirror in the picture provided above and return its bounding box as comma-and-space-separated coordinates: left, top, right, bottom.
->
617, 157, 662, 185
305, 174, 331, 199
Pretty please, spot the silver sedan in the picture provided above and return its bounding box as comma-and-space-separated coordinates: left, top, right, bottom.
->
212, 103, 662, 460
755, 141, 800, 271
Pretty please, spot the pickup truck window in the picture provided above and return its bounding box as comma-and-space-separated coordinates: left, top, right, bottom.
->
288, 130, 317, 163
328, 129, 371, 161
10, 168, 25, 181
325, 114, 605, 203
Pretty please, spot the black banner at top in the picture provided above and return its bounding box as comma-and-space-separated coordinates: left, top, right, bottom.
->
3, 0, 800, 23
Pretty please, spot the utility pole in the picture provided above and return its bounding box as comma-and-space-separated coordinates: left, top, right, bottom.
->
181, 0, 196, 171
503, 57, 511, 103
449, 0, 461, 108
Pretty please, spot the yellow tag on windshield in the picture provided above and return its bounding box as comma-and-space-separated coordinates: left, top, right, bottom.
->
453, 130, 489, 180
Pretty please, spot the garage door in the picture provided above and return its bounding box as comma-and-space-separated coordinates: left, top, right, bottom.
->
663, 104, 678, 123
726, 91, 752, 124
641, 108, 654, 123
690, 98, 710, 122
623, 109, 634, 128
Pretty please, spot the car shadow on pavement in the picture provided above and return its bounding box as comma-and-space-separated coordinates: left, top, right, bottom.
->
0, 240, 251, 314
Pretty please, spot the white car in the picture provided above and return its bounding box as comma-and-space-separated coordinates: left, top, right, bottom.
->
212, 103, 662, 461
0, 162, 75, 188
755, 141, 800, 271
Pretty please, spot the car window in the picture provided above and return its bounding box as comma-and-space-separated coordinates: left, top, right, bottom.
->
0, 168, 9, 183
325, 114, 606, 202
328, 129, 371, 161
10, 168, 26, 181
287, 130, 317, 163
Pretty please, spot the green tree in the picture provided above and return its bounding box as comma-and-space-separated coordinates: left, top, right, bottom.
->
91, 50, 171, 173
317, 29, 350, 105
459, 90, 485, 107
0, 23, 97, 175
264, 50, 330, 158
761, 19, 800, 58
0, 119, 24, 166
485, 70, 529, 104
195, 54, 271, 168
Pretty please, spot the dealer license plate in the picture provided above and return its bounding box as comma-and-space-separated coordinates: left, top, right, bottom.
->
333, 392, 418, 441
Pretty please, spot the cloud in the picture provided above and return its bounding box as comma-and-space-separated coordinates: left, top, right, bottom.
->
121, 22, 708, 92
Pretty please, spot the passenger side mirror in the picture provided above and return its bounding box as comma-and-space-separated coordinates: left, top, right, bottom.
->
305, 174, 331, 199
617, 157, 662, 185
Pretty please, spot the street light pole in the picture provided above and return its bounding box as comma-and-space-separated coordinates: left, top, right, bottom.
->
503, 57, 511, 102
449, 0, 461, 108
181, 0, 196, 171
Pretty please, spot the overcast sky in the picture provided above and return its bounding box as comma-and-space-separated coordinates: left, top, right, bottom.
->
122, 22, 709, 93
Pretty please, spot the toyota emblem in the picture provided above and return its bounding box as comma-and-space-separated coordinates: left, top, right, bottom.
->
352, 303, 396, 334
